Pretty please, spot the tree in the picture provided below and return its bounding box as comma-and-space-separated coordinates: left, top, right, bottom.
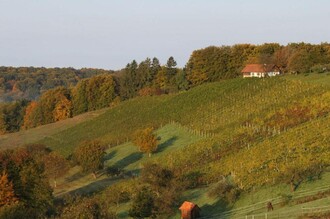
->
22, 101, 41, 129
120, 60, 138, 99
133, 127, 158, 157
166, 56, 177, 79
73, 140, 106, 178
72, 79, 88, 116
151, 57, 161, 85
86, 74, 116, 110
141, 163, 182, 215
60, 196, 116, 219
0, 171, 18, 207
53, 97, 72, 122
0, 147, 54, 217
43, 152, 70, 188
129, 187, 154, 219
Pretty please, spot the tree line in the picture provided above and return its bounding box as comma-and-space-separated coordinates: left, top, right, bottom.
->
1, 42, 330, 134
0, 67, 113, 102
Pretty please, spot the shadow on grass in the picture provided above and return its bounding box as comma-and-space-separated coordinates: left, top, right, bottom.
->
157, 136, 178, 153
59, 177, 118, 197
65, 171, 87, 183
113, 152, 143, 169
200, 199, 231, 219
104, 150, 117, 161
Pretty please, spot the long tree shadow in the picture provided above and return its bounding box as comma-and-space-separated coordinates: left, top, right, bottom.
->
65, 171, 87, 183
103, 150, 117, 161
113, 152, 143, 169
201, 199, 231, 219
157, 136, 178, 153
58, 177, 119, 197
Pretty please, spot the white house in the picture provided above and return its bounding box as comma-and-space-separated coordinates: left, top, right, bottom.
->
241, 64, 281, 78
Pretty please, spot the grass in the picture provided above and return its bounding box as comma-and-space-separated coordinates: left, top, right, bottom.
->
166, 172, 330, 219
0, 108, 107, 150
53, 123, 204, 197
284, 72, 330, 87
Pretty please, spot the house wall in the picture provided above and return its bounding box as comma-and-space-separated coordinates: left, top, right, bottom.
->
243, 71, 280, 78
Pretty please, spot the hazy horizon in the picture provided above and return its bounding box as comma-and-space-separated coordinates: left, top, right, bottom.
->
1, 0, 330, 70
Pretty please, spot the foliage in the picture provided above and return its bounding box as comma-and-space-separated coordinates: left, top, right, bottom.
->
0, 67, 113, 102
0, 100, 28, 134
43, 151, 70, 188
0, 171, 18, 207
60, 196, 117, 219
73, 140, 106, 174
0, 147, 53, 217
140, 163, 183, 215
133, 127, 159, 157
128, 187, 155, 219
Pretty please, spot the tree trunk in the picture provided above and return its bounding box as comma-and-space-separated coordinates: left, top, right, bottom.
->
148, 153, 151, 158
92, 172, 97, 179
54, 179, 57, 188
290, 181, 295, 192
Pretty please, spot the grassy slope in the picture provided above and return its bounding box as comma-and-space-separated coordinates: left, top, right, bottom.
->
53, 123, 204, 197
285, 72, 330, 87
0, 109, 107, 150
0, 74, 329, 218
33, 76, 329, 157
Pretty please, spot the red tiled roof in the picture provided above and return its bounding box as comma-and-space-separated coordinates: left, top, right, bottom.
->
179, 201, 196, 211
241, 64, 277, 73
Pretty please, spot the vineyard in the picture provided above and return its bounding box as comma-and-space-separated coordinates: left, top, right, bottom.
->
0, 74, 329, 218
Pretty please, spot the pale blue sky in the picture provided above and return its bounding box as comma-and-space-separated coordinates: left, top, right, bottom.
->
0, 0, 329, 70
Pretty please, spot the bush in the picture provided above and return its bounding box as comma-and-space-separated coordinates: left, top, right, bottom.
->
60, 196, 116, 219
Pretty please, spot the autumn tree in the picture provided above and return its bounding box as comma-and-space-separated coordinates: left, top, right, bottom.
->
71, 79, 88, 116
38, 86, 72, 124
73, 140, 106, 178
53, 97, 72, 122
0, 171, 18, 207
43, 152, 70, 188
0, 148, 53, 217
133, 127, 159, 157
22, 101, 41, 129
86, 74, 116, 110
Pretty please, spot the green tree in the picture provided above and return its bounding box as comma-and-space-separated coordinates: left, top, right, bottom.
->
120, 60, 139, 99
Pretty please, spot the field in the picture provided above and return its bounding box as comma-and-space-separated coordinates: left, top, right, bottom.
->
0, 73, 329, 218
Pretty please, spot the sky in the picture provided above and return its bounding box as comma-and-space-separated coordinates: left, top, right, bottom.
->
0, 0, 329, 70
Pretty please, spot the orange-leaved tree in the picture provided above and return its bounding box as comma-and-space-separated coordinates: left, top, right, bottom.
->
133, 127, 159, 157
0, 171, 18, 207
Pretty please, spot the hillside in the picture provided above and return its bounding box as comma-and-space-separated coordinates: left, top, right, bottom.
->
0, 74, 329, 218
